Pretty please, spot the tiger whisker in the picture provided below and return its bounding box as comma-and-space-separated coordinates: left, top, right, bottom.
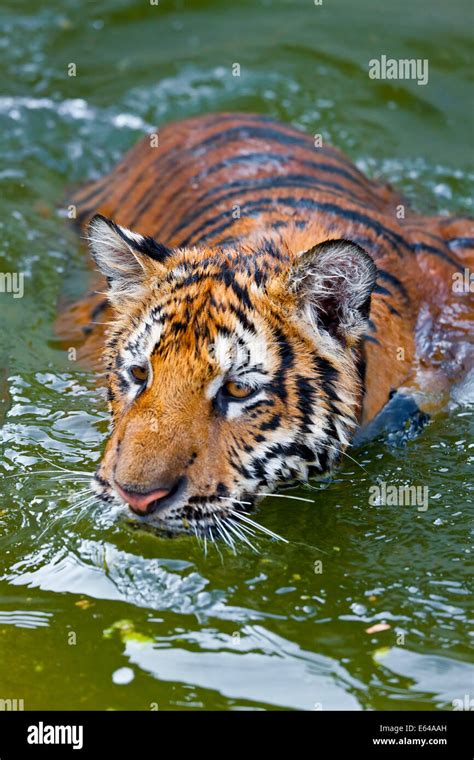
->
37, 455, 91, 476
216, 519, 237, 554
217, 495, 288, 547
296, 479, 323, 492
71, 486, 95, 497
62, 492, 96, 509
62, 493, 97, 518
212, 518, 233, 552
256, 491, 315, 504
223, 517, 259, 553
1, 470, 92, 481
338, 449, 370, 474
230, 518, 258, 538
192, 523, 203, 550
37, 503, 82, 541
307, 439, 370, 475
207, 523, 224, 562
229, 508, 289, 544
217, 496, 253, 506
48, 475, 92, 484
74, 498, 99, 524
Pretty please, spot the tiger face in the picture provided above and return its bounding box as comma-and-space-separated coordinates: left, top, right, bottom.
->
88, 215, 376, 540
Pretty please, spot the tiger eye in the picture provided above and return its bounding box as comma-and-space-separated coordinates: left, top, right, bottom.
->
130, 364, 149, 384
223, 380, 254, 399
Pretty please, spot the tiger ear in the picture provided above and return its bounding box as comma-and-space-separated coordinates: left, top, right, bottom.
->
87, 215, 171, 301
288, 239, 377, 345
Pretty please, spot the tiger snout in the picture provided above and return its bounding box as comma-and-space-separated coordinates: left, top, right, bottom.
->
97, 405, 239, 524
115, 477, 188, 516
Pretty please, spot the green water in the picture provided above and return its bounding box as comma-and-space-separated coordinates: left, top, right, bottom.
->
0, 0, 473, 711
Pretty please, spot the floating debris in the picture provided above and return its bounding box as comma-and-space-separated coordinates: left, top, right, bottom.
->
366, 622, 391, 634
103, 619, 154, 644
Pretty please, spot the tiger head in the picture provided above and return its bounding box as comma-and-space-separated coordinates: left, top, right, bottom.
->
88, 214, 376, 540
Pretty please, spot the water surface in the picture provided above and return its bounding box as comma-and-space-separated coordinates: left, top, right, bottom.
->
0, 0, 473, 710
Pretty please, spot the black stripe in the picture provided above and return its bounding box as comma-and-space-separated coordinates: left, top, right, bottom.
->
121, 149, 183, 228
356, 346, 367, 388
162, 151, 375, 214
90, 298, 109, 321
272, 327, 294, 403
386, 303, 402, 317
222, 270, 252, 310
410, 242, 460, 269
228, 303, 256, 335
171, 176, 375, 238
447, 237, 474, 249
180, 196, 409, 258
364, 335, 380, 346
260, 414, 282, 431
192, 123, 353, 168
314, 357, 340, 400
296, 376, 317, 434
373, 284, 392, 297
122, 118, 301, 226
438, 215, 474, 225
126, 116, 289, 216
377, 269, 410, 303
197, 173, 367, 205
218, 236, 244, 247
72, 177, 109, 207
196, 125, 316, 153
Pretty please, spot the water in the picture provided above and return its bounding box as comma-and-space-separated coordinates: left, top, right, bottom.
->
0, 0, 473, 711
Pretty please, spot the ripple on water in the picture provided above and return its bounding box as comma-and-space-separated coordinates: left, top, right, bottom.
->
0, 0, 473, 711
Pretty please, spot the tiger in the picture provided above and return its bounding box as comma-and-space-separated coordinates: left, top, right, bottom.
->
59, 112, 474, 540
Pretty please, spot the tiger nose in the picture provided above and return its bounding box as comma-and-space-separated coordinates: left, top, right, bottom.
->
115, 482, 171, 515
